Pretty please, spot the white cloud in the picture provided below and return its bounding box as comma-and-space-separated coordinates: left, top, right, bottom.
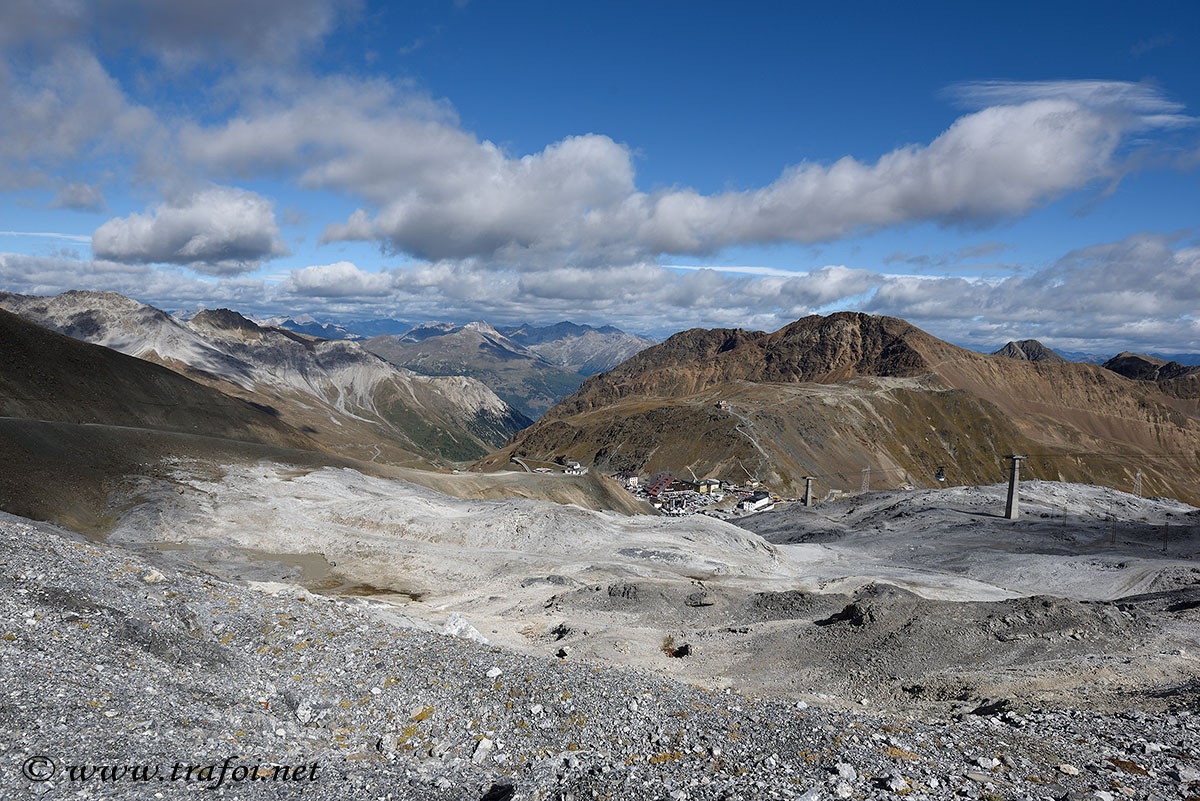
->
92, 186, 288, 276
947, 80, 1195, 128
287, 261, 394, 297
0, 251, 265, 308
6, 230, 1200, 351
635, 99, 1128, 253
865, 232, 1200, 349
0, 231, 92, 243
0, 46, 158, 190
184, 78, 1180, 269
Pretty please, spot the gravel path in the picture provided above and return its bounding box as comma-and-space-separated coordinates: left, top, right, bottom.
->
1, 514, 1197, 801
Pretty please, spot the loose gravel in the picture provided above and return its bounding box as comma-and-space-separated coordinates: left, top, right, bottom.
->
1, 514, 1197, 800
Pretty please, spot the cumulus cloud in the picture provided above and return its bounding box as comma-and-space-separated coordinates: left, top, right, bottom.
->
92, 186, 288, 276
7, 230, 1200, 351
866, 231, 1200, 349
634, 99, 1126, 253
0, 47, 158, 190
270, 232, 1200, 351
184, 78, 1182, 268
0, 251, 266, 308
287, 261, 394, 297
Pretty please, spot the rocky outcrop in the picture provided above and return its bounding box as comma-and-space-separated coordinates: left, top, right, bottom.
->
1104, 352, 1200, 402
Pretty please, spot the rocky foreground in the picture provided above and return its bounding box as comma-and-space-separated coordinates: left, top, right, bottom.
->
1, 514, 1198, 801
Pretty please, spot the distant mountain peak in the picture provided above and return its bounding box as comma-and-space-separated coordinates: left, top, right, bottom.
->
190, 308, 264, 334
463, 320, 502, 338
1104, 351, 1200, 387
400, 322, 464, 342
991, 339, 1068, 363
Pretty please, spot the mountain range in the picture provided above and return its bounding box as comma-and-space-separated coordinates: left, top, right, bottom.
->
361, 320, 654, 419
481, 313, 1200, 505
0, 291, 529, 466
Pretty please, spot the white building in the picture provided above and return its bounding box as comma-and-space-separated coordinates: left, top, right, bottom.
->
739, 492, 774, 513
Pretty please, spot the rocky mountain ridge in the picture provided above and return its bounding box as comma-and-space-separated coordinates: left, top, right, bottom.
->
1103, 351, 1200, 405
363, 325, 587, 420
484, 312, 1200, 505
0, 291, 528, 464
499, 321, 655, 375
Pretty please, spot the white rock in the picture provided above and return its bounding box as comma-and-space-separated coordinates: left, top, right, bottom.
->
141, 569, 166, 584
834, 781, 854, 799
1058, 764, 1080, 775
472, 737, 493, 764
835, 762, 857, 780
441, 612, 489, 644
486, 667, 503, 679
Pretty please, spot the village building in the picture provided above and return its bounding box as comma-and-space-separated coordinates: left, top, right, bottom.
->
739, 491, 774, 513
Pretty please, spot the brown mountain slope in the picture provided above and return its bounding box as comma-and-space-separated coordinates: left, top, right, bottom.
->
0, 308, 314, 448
0, 310, 646, 532
1103, 352, 1200, 406
481, 312, 1200, 505
550, 312, 933, 416
0, 308, 321, 530
0, 292, 530, 466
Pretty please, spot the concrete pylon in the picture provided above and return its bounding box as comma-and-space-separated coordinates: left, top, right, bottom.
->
1004, 455, 1026, 520
803, 476, 814, 507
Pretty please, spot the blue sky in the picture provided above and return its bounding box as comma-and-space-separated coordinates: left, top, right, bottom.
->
1, 0, 1198, 351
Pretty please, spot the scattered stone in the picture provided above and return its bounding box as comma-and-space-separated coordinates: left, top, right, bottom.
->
472, 737, 494, 764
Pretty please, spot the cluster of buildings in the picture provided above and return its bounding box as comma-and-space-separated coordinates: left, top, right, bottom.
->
615, 471, 778, 517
